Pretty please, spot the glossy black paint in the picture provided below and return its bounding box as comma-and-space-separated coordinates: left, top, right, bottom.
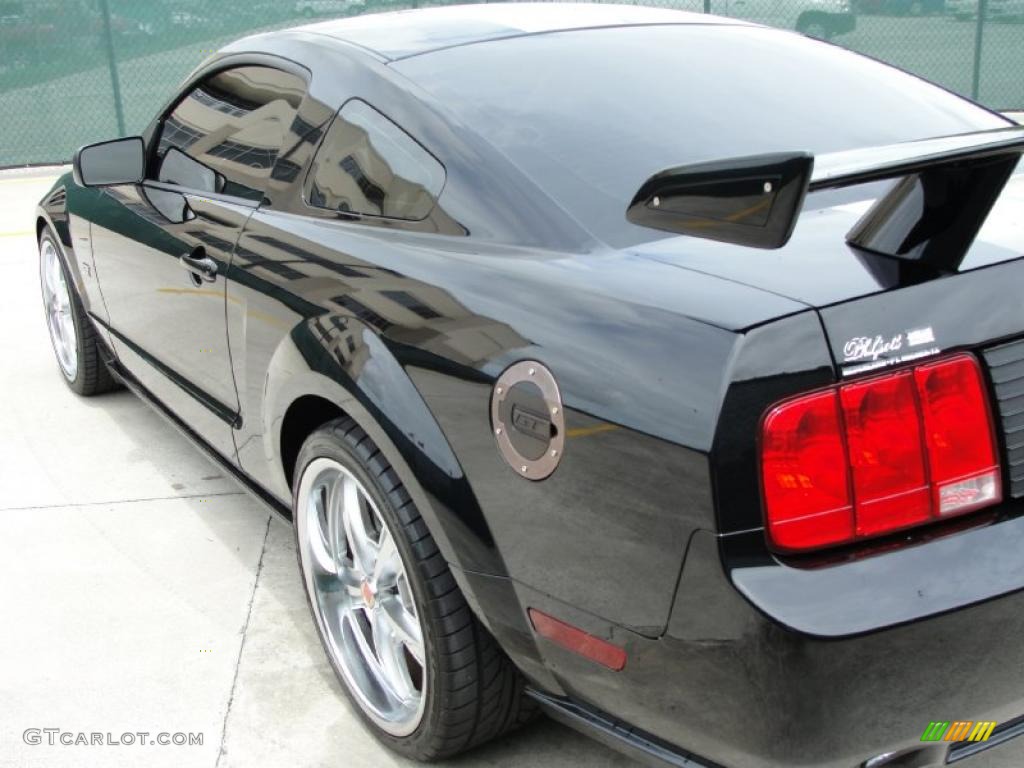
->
36, 8, 1024, 767
848, 157, 1017, 275
87, 183, 250, 457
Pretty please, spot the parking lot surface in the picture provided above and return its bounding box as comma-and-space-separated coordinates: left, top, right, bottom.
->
2, 165, 1023, 768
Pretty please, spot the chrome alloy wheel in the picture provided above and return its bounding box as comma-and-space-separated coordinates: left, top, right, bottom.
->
40, 239, 78, 381
296, 458, 427, 736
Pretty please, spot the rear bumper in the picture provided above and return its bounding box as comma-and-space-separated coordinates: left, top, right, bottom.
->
502, 527, 1024, 768
533, 689, 1024, 768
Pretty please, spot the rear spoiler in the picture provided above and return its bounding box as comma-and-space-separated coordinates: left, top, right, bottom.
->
627, 126, 1024, 272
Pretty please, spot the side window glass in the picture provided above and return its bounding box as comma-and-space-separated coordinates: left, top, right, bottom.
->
305, 99, 445, 221
155, 66, 305, 201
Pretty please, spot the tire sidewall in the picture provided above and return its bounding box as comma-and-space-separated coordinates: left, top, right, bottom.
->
291, 427, 446, 756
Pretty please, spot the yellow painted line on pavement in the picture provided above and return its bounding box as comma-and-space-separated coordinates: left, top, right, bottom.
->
566, 423, 620, 439
156, 287, 223, 298
0, 176, 62, 185
156, 287, 290, 329
0, 230, 34, 238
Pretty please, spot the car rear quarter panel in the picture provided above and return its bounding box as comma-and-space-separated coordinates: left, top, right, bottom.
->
228, 202, 737, 636
221, 35, 813, 637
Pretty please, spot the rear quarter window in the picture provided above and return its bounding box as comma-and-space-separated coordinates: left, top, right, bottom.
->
305, 99, 445, 221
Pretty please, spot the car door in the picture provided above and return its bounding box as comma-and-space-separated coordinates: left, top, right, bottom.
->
89, 63, 307, 460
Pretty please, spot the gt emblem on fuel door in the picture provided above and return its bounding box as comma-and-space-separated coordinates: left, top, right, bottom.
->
490, 361, 565, 480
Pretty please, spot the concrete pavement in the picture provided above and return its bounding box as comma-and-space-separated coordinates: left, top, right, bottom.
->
0, 168, 633, 768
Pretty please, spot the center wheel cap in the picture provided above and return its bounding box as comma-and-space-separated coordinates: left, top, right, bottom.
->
361, 581, 375, 608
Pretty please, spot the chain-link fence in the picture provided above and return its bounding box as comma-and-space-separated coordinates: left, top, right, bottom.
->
1, 0, 1021, 167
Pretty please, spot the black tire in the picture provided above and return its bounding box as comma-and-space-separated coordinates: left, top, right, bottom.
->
293, 417, 536, 760
38, 226, 119, 396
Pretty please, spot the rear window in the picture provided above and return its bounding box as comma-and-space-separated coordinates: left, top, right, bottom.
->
395, 24, 1008, 247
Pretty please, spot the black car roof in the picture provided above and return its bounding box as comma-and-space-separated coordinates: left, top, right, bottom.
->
297, 2, 738, 60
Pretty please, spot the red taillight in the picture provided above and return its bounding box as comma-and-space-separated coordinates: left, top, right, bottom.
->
761, 391, 852, 550
915, 356, 1001, 516
761, 353, 1001, 553
840, 372, 931, 537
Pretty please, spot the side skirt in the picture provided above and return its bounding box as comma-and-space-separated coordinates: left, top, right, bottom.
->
106, 360, 292, 524
526, 689, 721, 768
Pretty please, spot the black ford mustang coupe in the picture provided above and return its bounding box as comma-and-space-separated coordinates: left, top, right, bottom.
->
35, 4, 1024, 766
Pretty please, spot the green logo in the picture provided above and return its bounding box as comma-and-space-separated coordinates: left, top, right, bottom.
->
921, 721, 997, 743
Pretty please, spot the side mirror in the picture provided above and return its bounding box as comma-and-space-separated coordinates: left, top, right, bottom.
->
73, 136, 145, 187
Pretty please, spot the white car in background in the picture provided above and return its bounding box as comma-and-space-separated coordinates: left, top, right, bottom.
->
947, 0, 1024, 20
295, 0, 366, 18
677, 0, 856, 38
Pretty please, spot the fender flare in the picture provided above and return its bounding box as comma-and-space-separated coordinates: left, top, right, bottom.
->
37, 199, 91, 318
264, 318, 509, 580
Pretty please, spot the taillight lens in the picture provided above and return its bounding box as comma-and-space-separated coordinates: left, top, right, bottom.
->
840, 372, 931, 537
761, 391, 853, 550
761, 353, 1001, 553
915, 356, 1001, 516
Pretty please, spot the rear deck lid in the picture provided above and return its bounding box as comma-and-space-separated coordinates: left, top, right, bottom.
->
632, 159, 1024, 310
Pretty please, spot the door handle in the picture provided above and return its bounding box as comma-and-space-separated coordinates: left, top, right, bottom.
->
179, 248, 217, 283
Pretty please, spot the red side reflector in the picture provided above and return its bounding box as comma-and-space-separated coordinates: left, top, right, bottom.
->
760, 352, 1002, 553
528, 609, 626, 671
